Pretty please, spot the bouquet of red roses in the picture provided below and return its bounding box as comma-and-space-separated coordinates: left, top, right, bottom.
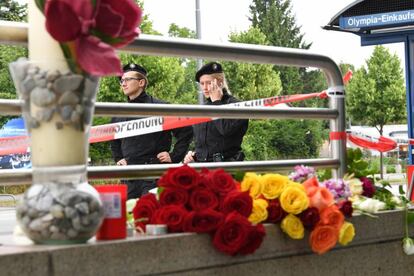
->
132, 165, 265, 256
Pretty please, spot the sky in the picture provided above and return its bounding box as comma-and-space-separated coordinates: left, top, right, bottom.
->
142, 0, 406, 70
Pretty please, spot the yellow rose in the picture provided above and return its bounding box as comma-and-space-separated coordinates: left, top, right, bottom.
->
339, 222, 355, 245
281, 214, 304, 239
241, 172, 263, 198
261, 174, 288, 199
280, 186, 309, 214
287, 181, 306, 192
248, 199, 269, 224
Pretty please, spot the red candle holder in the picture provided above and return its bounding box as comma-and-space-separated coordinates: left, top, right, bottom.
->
95, 184, 127, 240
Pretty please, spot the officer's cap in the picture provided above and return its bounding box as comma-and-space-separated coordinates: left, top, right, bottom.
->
122, 63, 147, 77
195, 62, 223, 82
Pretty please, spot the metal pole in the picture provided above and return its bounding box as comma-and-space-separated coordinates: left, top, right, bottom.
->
0, 158, 340, 186
0, 99, 338, 119
195, 0, 204, 104
0, 21, 347, 177
405, 37, 414, 165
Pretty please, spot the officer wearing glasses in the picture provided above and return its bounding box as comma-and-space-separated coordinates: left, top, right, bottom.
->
111, 63, 193, 199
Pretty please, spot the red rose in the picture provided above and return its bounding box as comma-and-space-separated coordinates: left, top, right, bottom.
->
299, 207, 320, 230
197, 168, 213, 190
361, 177, 376, 198
239, 224, 266, 255
159, 188, 189, 207
212, 212, 251, 256
132, 193, 160, 231
209, 168, 236, 196
221, 190, 253, 218
266, 199, 286, 223
159, 165, 199, 190
189, 187, 219, 211
337, 200, 353, 218
183, 210, 224, 233
152, 205, 188, 233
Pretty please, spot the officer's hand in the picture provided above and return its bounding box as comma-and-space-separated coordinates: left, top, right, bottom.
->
208, 79, 223, 102
116, 158, 127, 166
157, 152, 172, 163
183, 151, 195, 164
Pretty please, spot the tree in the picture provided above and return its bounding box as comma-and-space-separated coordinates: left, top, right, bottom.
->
0, 0, 27, 22
167, 23, 198, 102
224, 27, 282, 100
168, 23, 196, 39
249, 0, 311, 95
0, 0, 28, 127
222, 27, 324, 160
346, 45, 406, 177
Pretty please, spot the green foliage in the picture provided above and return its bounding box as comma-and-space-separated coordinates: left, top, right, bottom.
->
346, 46, 406, 132
249, 0, 309, 49
347, 148, 376, 178
249, 0, 312, 95
373, 182, 398, 210
0, 1, 28, 127
339, 63, 355, 77
224, 27, 282, 100
89, 117, 114, 165
168, 23, 196, 38
243, 119, 325, 160
317, 169, 332, 182
0, 0, 27, 22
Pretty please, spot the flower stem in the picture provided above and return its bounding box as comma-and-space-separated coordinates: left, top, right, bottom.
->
405, 201, 409, 239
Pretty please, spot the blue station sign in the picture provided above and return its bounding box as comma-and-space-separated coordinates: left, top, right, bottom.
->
339, 9, 414, 29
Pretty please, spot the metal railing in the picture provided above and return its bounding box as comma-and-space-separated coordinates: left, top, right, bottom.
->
0, 20, 346, 184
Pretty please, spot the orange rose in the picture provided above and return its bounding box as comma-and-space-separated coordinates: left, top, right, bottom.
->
303, 176, 319, 190
309, 225, 338, 254
307, 186, 334, 211
319, 205, 345, 231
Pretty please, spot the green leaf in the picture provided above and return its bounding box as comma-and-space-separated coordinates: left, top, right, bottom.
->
353, 148, 363, 160
407, 211, 414, 225
399, 185, 405, 195
233, 171, 245, 182
35, 0, 46, 12
157, 186, 164, 197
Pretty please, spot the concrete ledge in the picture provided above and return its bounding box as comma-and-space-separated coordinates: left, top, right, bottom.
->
1, 211, 413, 275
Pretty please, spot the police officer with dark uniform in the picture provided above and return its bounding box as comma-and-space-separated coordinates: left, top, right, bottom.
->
184, 62, 248, 164
111, 63, 193, 199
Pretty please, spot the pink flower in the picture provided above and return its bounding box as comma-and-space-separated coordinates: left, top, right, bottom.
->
43, 0, 142, 76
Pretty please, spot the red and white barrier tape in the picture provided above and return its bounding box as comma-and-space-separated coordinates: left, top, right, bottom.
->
0, 70, 353, 155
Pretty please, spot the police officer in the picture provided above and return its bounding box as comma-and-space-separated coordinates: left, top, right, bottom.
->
184, 62, 248, 163
111, 63, 193, 199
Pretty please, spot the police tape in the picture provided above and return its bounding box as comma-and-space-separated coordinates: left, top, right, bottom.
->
0, 69, 354, 156
345, 130, 414, 152
0, 91, 330, 155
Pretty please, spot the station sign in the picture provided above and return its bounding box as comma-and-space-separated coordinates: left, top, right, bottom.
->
339, 9, 414, 30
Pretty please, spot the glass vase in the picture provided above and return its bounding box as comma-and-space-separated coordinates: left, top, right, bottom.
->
9, 58, 104, 244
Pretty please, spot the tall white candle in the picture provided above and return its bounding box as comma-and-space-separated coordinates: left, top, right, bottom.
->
28, 1, 88, 167
28, 0, 67, 71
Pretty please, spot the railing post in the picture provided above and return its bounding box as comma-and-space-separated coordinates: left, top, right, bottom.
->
330, 95, 347, 178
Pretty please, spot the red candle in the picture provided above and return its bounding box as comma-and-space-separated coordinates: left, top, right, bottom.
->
95, 184, 127, 240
